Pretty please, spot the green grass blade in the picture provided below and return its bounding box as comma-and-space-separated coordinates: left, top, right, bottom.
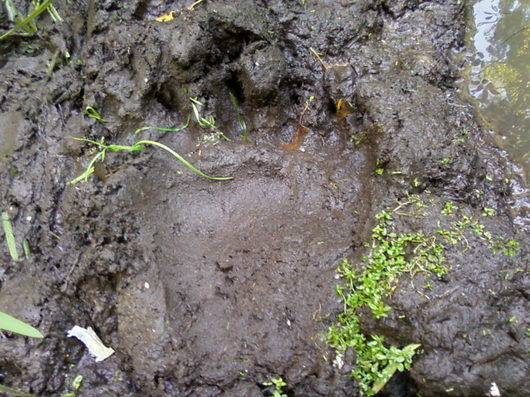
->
23, 240, 31, 259
0, 311, 43, 338
84, 106, 107, 122
0, 0, 53, 40
134, 116, 190, 135
67, 150, 106, 184
135, 140, 233, 181
5, 0, 20, 22
2, 212, 19, 261
46, 4, 63, 22
71, 136, 109, 149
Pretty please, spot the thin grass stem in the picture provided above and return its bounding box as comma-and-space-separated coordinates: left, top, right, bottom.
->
136, 140, 233, 181
2, 212, 19, 261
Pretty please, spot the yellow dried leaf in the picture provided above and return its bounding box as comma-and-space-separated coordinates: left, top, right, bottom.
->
155, 11, 176, 22
336, 98, 354, 117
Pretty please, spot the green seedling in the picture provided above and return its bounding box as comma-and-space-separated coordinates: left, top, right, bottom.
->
0, 384, 36, 397
441, 201, 456, 215
0, 0, 60, 40
2, 211, 19, 261
482, 208, 496, 216
189, 97, 231, 141
69, 137, 233, 184
263, 378, 288, 397
0, 311, 43, 338
71, 375, 83, 390
84, 106, 107, 123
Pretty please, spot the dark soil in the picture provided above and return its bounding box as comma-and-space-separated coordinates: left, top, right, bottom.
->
0, 1, 528, 396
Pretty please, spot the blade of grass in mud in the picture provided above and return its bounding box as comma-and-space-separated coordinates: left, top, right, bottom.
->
136, 140, 233, 181
2, 211, 19, 261
0, 0, 53, 40
134, 117, 190, 135
5, 0, 20, 22
0, 311, 43, 338
23, 240, 31, 259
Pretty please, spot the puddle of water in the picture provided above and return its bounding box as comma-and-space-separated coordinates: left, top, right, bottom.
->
464, 0, 529, 182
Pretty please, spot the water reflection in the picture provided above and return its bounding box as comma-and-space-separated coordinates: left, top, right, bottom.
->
466, 0, 529, 182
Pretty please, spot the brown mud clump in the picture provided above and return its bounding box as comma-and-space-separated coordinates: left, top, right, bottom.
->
0, 1, 528, 396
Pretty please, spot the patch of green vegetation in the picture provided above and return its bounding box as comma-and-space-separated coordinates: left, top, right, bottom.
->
441, 201, 456, 215
492, 238, 520, 257
263, 378, 288, 397
327, 201, 446, 395
327, 196, 521, 395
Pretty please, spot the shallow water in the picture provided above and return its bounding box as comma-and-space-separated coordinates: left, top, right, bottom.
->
465, 0, 529, 182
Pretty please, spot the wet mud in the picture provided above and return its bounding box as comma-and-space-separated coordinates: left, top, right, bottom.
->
0, 1, 528, 396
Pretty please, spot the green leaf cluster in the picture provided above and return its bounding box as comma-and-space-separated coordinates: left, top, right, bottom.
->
263, 378, 288, 397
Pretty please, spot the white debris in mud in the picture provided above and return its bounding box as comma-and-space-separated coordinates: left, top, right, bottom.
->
486, 382, 501, 397
66, 325, 115, 362
332, 353, 344, 369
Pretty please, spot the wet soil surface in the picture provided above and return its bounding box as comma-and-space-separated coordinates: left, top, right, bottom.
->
0, 1, 528, 396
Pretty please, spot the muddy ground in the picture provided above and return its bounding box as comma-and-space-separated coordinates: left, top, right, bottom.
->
0, 1, 528, 396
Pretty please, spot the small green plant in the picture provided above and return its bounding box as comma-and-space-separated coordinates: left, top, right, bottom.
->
375, 159, 384, 175
441, 201, 456, 216
482, 208, 496, 216
0, 311, 43, 338
68, 136, 233, 184
492, 238, 520, 257
84, 106, 107, 123
263, 378, 288, 397
189, 97, 231, 141
0, 0, 61, 40
61, 374, 83, 397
